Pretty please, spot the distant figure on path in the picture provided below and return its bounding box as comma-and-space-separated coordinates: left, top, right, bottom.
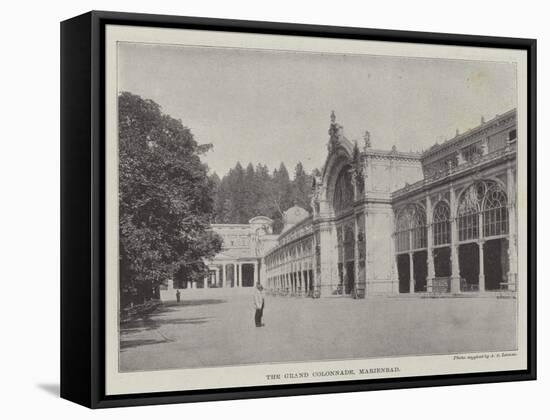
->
176, 289, 181, 303
253, 283, 265, 327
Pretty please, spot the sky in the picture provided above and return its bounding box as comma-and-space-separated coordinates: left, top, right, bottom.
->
118, 43, 516, 177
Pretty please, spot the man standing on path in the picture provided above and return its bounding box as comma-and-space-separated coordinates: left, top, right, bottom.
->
253, 283, 265, 327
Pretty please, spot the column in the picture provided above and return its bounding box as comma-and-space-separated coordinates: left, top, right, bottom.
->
215, 267, 220, 288
408, 215, 415, 294
353, 213, 360, 297
451, 244, 460, 292
507, 165, 517, 290
288, 271, 291, 293
478, 240, 485, 292
319, 222, 335, 297
365, 209, 373, 296
478, 208, 485, 292
426, 194, 435, 293
204, 274, 209, 288
233, 263, 237, 288
288, 262, 291, 294
409, 252, 415, 294
288, 268, 291, 294
254, 261, 259, 286
288, 270, 294, 293
222, 263, 227, 288
312, 233, 318, 295
239, 263, 244, 287
305, 269, 309, 295
449, 185, 461, 293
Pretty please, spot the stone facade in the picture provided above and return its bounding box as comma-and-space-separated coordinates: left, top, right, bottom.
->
161, 216, 278, 300
264, 109, 518, 298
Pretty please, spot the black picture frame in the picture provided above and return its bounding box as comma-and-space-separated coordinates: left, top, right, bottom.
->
60, 10, 537, 409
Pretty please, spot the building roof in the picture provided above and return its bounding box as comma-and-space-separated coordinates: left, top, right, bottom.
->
421, 108, 516, 161
283, 205, 309, 226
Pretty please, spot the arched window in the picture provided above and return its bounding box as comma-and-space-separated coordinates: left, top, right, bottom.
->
483, 184, 508, 237
432, 201, 451, 245
333, 165, 354, 215
458, 180, 508, 241
457, 182, 484, 241
395, 210, 410, 252
395, 204, 427, 252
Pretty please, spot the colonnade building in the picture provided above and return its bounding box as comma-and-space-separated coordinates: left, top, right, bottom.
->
203, 217, 278, 289
263, 109, 517, 298
166, 216, 278, 292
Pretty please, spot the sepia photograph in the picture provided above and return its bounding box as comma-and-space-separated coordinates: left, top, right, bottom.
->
101, 23, 529, 396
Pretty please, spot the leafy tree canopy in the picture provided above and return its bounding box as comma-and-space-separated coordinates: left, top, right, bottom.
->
119, 92, 222, 304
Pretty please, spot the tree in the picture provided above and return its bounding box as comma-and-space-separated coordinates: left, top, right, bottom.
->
270, 163, 293, 232
254, 163, 274, 218
119, 92, 222, 306
271, 163, 293, 214
228, 162, 246, 222
243, 163, 257, 222
210, 172, 221, 192
292, 161, 312, 212
211, 161, 316, 234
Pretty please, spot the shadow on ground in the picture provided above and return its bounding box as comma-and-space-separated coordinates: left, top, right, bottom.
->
166, 299, 226, 307
121, 316, 211, 335
37, 383, 59, 397
120, 338, 169, 350
119, 299, 226, 351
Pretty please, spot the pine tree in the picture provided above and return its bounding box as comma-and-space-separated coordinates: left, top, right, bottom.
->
292, 161, 312, 212
228, 162, 246, 222
210, 161, 316, 234
243, 162, 257, 222
255, 163, 273, 218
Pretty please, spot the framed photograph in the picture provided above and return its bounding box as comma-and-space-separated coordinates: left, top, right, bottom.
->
60, 11, 536, 408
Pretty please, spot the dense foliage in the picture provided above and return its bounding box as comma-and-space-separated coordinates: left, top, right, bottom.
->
119, 92, 222, 306
212, 161, 317, 233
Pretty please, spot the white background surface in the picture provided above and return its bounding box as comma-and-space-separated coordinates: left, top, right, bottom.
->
0, 0, 546, 418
